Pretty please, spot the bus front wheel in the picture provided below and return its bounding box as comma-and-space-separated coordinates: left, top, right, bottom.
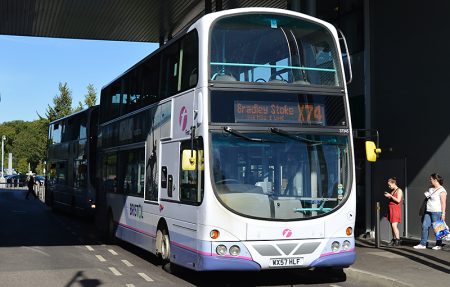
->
156, 228, 170, 262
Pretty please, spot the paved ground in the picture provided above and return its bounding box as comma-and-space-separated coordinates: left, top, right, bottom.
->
2, 187, 449, 286
347, 236, 450, 286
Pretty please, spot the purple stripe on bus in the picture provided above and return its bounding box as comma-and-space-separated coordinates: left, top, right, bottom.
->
171, 243, 261, 271
320, 248, 355, 257
311, 250, 356, 267
171, 240, 253, 261
118, 222, 156, 238
118, 222, 253, 261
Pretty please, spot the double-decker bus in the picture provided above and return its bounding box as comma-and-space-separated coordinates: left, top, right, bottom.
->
99, 7, 356, 271
47, 106, 99, 214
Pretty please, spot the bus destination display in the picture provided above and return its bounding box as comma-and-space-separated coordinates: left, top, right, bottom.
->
234, 100, 325, 125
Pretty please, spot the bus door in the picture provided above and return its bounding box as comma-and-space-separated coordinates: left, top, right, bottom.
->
159, 141, 180, 201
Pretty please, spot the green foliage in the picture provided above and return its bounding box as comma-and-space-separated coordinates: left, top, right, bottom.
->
77, 83, 97, 109
35, 161, 45, 175
16, 158, 29, 174
0, 119, 48, 174
46, 82, 74, 122
84, 84, 97, 107
1, 82, 97, 175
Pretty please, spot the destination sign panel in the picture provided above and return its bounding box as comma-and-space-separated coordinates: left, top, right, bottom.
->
234, 101, 325, 125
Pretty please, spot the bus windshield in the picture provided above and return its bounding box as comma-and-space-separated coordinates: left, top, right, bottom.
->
211, 130, 350, 220
210, 13, 342, 86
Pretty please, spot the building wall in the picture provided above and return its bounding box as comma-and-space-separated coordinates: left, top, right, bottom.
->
370, 1, 450, 238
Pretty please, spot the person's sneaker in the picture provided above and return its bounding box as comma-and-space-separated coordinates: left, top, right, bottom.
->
413, 244, 426, 249
432, 245, 442, 250
387, 239, 396, 247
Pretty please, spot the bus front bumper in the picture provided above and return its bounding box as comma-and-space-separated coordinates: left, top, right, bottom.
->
310, 250, 356, 268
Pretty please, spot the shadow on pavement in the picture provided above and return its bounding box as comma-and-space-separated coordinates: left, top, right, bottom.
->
118, 234, 347, 286
357, 240, 450, 275
1, 187, 348, 286
64, 271, 102, 287
0, 188, 103, 247
164, 264, 346, 286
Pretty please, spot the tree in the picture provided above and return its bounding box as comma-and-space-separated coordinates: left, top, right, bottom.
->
35, 160, 45, 175
2, 119, 48, 173
46, 82, 74, 122
74, 83, 97, 112
17, 158, 28, 173
84, 84, 97, 107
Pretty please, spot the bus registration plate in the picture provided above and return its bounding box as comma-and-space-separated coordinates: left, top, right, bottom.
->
269, 257, 304, 267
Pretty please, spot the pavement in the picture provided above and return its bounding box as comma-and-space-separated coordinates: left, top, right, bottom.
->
2, 186, 449, 286
347, 237, 450, 286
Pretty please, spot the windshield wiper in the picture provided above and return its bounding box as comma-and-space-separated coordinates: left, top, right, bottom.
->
223, 127, 284, 143
269, 127, 336, 146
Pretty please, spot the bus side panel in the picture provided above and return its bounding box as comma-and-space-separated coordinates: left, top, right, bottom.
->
117, 196, 158, 252
159, 91, 202, 269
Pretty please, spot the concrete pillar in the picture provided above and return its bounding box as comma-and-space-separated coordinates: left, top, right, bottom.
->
288, 0, 316, 17
289, 0, 301, 12
205, 0, 212, 14
8, 153, 12, 175
304, 0, 316, 17
216, 0, 223, 11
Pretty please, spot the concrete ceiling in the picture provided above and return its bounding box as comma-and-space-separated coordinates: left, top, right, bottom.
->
0, 0, 287, 43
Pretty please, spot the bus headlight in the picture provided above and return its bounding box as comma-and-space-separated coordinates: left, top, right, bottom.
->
229, 245, 241, 256
342, 240, 351, 250
216, 245, 227, 256
331, 241, 340, 252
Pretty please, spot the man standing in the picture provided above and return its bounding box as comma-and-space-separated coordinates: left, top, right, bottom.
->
25, 175, 38, 199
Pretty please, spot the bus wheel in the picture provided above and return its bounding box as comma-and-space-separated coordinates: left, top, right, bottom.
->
157, 229, 170, 262
157, 228, 179, 273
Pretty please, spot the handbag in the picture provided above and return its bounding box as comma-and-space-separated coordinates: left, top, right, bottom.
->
432, 220, 450, 240
419, 187, 441, 216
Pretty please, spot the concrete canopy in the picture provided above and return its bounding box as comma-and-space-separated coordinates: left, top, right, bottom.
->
0, 0, 286, 43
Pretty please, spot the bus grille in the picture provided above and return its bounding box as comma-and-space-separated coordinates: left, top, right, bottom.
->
252, 242, 320, 256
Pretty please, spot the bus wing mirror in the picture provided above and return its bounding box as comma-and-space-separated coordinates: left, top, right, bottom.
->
365, 141, 382, 162
182, 150, 197, 171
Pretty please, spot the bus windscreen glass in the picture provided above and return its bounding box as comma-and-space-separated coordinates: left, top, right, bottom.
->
211, 131, 350, 220
210, 13, 342, 86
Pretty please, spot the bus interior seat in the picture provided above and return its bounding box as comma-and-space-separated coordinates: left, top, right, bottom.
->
189, 68, 198, 86
220, 193, 271, 217
268, 79, 288, 84
255, 181, 272, 194
293, 80, 311, 85
213, 73, 237, 81
273, 198, 304, 219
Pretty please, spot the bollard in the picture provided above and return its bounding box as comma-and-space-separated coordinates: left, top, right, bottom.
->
375, 202, 380, 248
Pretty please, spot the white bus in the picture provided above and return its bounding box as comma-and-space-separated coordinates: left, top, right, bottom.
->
99, 7, 356, 271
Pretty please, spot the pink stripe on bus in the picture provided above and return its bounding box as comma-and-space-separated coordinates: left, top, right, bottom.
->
118, 222, 252, 260
118, 222, 156, 238
320, 248, 355, 257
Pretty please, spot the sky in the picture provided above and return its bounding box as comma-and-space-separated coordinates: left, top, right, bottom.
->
0, 35, 158, 123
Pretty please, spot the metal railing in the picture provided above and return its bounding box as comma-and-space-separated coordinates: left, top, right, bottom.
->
0, 181, 45, 202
